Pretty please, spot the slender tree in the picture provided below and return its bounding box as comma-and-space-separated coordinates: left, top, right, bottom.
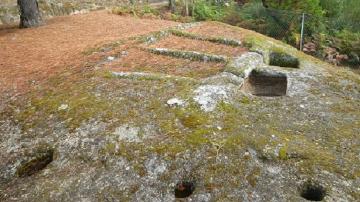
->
169, 0, 176, 13
261, 0, 269, 8
18, 0, 43, 28
184, 0, 189, 16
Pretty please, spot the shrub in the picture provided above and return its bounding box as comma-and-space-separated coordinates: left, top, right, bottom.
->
334, 30, 360, 67
193, 0, 222, 21
111, 4, 159, 17
111, 6, 131, 16
193, 0, 236, 21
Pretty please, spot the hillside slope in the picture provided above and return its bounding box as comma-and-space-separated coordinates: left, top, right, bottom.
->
0, 15, 359, 201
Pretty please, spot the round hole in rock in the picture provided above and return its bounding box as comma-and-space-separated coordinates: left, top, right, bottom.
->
16, 148, 54, 177
241, 70, 288, 96
300, 182, 326, 201
174, 181, 196, 198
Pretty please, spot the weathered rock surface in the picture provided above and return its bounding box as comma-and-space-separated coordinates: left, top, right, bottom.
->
0, 0, 164, 25
0, 21, 359, 201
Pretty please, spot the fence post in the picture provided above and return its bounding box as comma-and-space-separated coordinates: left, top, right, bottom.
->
300, 13, 305, 51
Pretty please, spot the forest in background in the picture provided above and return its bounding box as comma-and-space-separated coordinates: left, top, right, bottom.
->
113, 0, 360, 68
222, 0, 360, 67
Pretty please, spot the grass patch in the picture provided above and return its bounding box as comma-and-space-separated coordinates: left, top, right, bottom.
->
176, 105, 208, 129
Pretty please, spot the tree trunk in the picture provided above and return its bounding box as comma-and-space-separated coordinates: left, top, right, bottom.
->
192, 0, 195, 16
18, 0, 43, 28
169, 0, 176, 13
261, 0, 269, 8
184, 0, 189, 16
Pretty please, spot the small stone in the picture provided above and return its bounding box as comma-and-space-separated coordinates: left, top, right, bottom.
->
121, 51, 128, 56
147, 37, 156, 43
167, 98, 185, 107
58, 104, 68, 111
145, 156, 167, 178
107, 56, 115, 61
193, 85, 232, 112
203, 56, 209, 62
113, 124, 141, 142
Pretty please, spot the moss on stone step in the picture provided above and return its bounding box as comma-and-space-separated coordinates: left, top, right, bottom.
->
269, 51, 300, 68
147, 48, 228, 63
169, 29, 242, 47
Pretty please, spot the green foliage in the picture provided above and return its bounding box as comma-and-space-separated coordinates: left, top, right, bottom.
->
263, 0, 323, 17
168, 13, 194, 23
112, 4, 159, 17
220, 0, 359, 67
321, 0, 360, 32
333, 30, 360, 66
341, 0, 360, 32
334, 30, 360, 54
193, 0, 225, 21
222, 1, 305, 42
320, 0, 341, 17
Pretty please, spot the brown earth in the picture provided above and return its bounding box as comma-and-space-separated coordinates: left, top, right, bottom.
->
106, 47, 226, 78
0, 10, 178, 100
187, 21, 246, 41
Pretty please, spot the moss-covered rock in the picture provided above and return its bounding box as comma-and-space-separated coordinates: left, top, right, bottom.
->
169, 29, 242, 47
269, 51, 300, 68
1, 21, 359, 202
147, 48, 228, 63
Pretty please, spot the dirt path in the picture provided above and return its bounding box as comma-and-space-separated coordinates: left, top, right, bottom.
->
0, 10, 178, 100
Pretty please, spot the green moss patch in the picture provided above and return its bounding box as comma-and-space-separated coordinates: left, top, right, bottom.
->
269, 51, 300, 68
147, 48, 228, 63
169, 29, 242, 47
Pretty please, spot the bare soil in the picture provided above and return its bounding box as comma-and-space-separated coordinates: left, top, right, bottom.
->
0, 10, 178, 99
187, 21, 246, 41
106, 47, 226, 78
